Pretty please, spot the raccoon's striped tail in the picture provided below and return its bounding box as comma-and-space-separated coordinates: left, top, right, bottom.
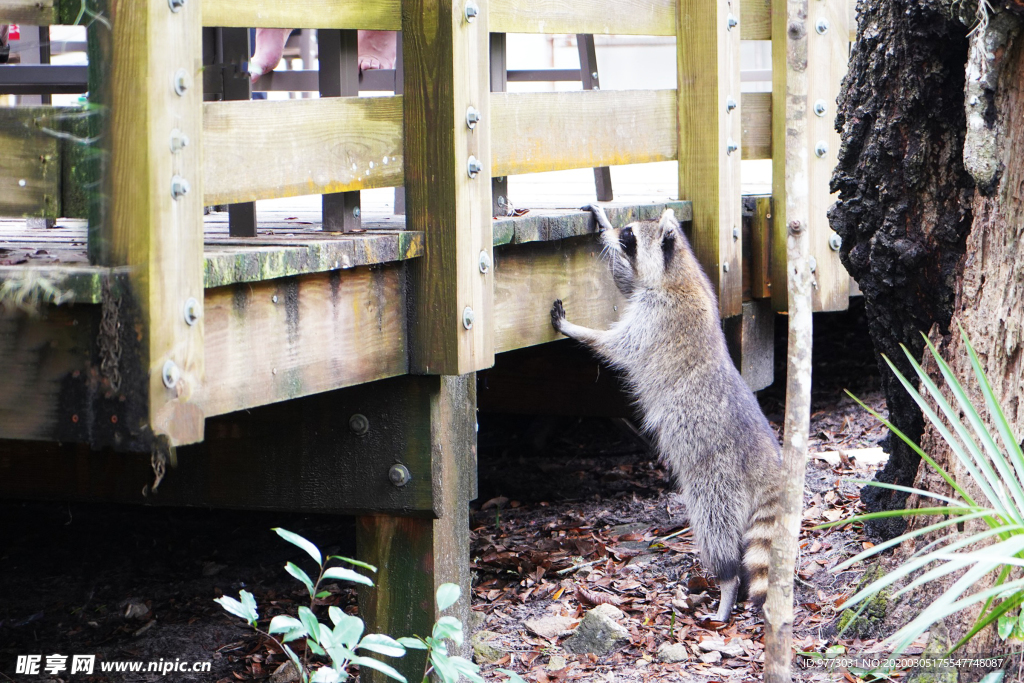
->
742, 494, 781, 610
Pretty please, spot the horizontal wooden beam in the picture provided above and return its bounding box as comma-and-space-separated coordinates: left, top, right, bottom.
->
490, 0, 676, 35
493, 202, 692, 246
203, 96, 403, 205
741, 0, 772, 40
0, 0, 57, 24
491, 90, 677, 177
200, 265, 409, 417
741, 92, 771, 160
202, 0, 401, 31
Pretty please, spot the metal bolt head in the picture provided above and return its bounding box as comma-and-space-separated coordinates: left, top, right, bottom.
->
726, 97, 737, 113
814, 141, 829, 158
467, 156, 483, 178
162, 360, 180, 389
389, 464, 411, 487
726, 139, 739, 155
809, 255, 818, 273
815, 18, 830, 33
478, 251, 492, 274
168, 0, 186, 11
723, 262, 730, 273
829, 232, 842, 251
727, 13, 739, 29
352, 206, 361, 218
169, 128, 189, 152
788, 220, 803, 234
462, 306, 476, 330
813, 100, 827, 117
349, 413, 370, 436
732, 227, 740, 240
591, 71, 599, 80
172, 68, 190, 96
464, 0, 479, 21
272, 294, 278, 303
170, 175, 190, 200
183, 297, 200, 326
466, 106, 481, 129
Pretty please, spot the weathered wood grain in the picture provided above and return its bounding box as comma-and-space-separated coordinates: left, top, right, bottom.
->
491, 90, 677, 177
741, 92, 771, 160
747, 195, 772, 299
105, 0, 206, 445
0, 107, 61, 218
202, 0, 400, 30
403, 0, 494, 375
741, 0, 772, 39
493, 202, 692, 246
490, 0, 676, 35
0, 0, 57, 24
677, 0, 743, 317
200, 266, 409, 417
203, 96, 403, 205
493, 235, 625, 353
724, 299, 774, 391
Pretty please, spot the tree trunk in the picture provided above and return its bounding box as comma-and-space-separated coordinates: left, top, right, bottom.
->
829, 0, 977, 539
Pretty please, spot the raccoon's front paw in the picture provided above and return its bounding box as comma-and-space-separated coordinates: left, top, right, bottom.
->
551, 299, 566, 332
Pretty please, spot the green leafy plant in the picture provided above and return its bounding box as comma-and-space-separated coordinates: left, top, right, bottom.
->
215, 528, 488, 683
829, 327, 1024, 658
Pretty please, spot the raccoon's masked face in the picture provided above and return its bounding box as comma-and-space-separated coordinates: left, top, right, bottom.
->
600, 208, 683, 296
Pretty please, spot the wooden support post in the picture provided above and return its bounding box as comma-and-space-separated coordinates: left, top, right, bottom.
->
724, 299, 775, 391
747, 195, 773, 299
394, 32, 406, 215
221, 27, 258, 237
490, 32, 509, 218
403, 0, 494, 374
105, 0, 205, 446
320, 28, 363, 232
357, 374, 476, 683
677, 0, 743, 318
576, 34, 613, 202
805, 0, 849, 311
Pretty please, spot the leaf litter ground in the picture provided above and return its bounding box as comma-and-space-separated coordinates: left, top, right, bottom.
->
0, 302, 895, 682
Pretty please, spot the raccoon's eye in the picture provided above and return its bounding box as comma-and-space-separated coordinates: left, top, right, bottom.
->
620, 227, 636, 256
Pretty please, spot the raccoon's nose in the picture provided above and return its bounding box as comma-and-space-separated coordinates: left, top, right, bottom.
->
620, 227, 636, 256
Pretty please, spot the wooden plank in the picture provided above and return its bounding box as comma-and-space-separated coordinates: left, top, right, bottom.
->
203, 97, 403, 205
0, 0, 56, 24
0, 375, 443, 514
494, 201, 691, 246
806, 0, 850, 311
677, 0, 743, 317
0, 107, 60, 218
493, 235, 625, 353
202, 0, 401, 30
741, 92, 771, 160
723, 299, 774, 390
106, 0, 205, 445
490, 0, 676, 35
491, 90, 677, 178
748, 195, 773, 298
740, 0, 771, 39
357, 374, 475, 683
403, 0, 494, 375
200, 266, 409, 417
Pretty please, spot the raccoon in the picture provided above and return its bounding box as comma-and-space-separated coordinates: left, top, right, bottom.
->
550, 205, 783, 621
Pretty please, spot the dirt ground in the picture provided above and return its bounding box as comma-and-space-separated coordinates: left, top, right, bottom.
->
0, 302, 896, 682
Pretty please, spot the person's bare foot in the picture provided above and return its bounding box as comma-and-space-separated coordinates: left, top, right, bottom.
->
357, 30, 397, 71
249, 28, 292, 83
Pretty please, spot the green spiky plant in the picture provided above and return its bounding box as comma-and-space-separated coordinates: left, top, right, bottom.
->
829, 327, 1024, 662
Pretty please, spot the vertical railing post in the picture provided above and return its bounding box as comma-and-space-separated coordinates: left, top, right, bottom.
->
107, 0, 205, 446
677, 0, 743, 318
403, 0, 494, 375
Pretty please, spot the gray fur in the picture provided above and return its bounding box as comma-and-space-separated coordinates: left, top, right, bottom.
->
552, 204, 783, 621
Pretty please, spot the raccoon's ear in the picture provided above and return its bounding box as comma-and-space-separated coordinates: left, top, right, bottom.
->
658, 208, 679, 232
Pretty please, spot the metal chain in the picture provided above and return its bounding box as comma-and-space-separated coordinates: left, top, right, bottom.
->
98, 277, 122, 393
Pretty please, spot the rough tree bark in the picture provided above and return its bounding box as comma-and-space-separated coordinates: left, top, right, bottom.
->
829, 0, 976, 538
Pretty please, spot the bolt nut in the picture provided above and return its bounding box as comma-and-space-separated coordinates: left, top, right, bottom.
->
168, 0, 186, 11
183, 297, 200, 326
389, 464, 411, 487
813, 100, 827, 117
466, 106, 481, 129
169, 128, 189, 152
171, 175, 190, 200
829, 232, 842, 251
814, 141, 829, 158
732, 227, 740, 240
726, 139, 739, 155
467, 156, 483, 178
726, 97, 738, 113
463, 306, 475, 330
352, 206, 361, 218
479, 251, 492, 274
172, 68, 190, 96
464, 0, 479, 21
727, 13, 739, 29
349, 413, 370, 436
161, 360, 180, 389
591, 71, 599, 80
809, 255, 818, 273
815, 17, 830, 33
272, 294, 278, 303
723, 262, 730, 273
